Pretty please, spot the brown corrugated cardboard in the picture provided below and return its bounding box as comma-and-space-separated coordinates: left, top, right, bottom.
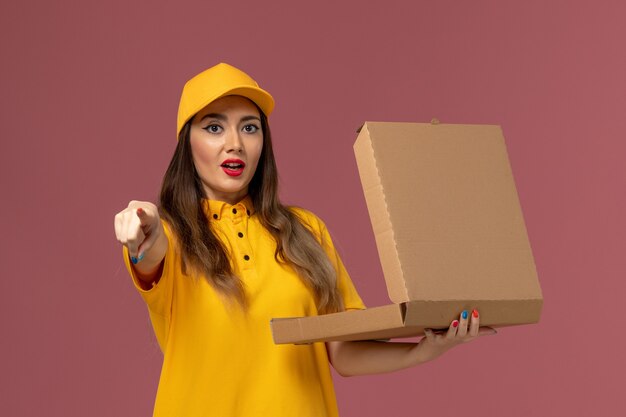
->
271, 121, 543, 345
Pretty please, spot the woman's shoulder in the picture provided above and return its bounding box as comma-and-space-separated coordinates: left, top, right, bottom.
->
287, 206, 328, 236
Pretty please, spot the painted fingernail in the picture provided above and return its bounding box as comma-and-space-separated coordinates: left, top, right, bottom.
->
472, 309, 479, 318
137, 208, 144, 215
138, 253, 145, 262
452, 320, 459, 328
131, 256, 138, 264
462, 310, 468, 319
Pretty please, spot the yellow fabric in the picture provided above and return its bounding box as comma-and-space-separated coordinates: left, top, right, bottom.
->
123, 197, 365, 417
177, 62, 275, 136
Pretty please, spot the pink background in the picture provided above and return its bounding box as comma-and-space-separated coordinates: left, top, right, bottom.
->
1, 0, 624, 416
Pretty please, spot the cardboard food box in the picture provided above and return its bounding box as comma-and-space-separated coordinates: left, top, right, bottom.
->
271, 121, 543, 344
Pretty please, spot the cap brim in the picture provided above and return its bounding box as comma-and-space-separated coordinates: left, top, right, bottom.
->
177, 85, 275, 136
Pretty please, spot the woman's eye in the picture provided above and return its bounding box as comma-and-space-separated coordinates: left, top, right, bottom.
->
243, 124, 259, 133
204, 124, 222, 133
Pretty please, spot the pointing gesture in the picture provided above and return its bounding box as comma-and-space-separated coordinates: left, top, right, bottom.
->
114, 201, 167, 283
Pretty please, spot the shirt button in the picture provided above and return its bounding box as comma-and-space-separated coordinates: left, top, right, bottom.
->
232, 208, 237, 214
243, 255, 250, 261
212, 214, 218, 219
238, 232, 244, 238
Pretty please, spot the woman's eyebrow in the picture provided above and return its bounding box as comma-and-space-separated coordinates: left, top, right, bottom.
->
200, 113, 226, 122
199, 114, 260, 123
240, 115, 261, 123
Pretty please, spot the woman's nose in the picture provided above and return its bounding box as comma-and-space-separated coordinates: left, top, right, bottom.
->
225, 128, 243, 152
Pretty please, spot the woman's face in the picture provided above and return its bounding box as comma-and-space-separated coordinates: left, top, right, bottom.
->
189, 95, 263, 204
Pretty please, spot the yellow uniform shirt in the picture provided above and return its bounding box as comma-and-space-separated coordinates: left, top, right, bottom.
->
124, 197, 365, 417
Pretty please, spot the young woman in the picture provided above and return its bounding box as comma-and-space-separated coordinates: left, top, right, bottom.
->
114, 63, 494, 417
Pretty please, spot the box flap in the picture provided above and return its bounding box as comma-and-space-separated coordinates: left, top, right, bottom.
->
270, 298, 543, 345
271, 304, 408, 344
353, 122, 542, 304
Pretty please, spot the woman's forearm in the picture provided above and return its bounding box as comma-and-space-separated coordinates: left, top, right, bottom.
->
326, 340, 427, 377
326, 311, 495, 377
130, 230, 168, 283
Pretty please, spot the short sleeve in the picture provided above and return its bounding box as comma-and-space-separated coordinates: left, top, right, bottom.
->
291, 207, 366, 312
122, 220, 177, 351
317, 221, 366, 311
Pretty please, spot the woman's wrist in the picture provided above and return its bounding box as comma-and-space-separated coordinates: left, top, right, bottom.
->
410, 337, 449, 365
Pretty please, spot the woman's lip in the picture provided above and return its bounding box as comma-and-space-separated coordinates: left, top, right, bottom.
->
221, 166, 244, 177
220, 159, 245, 176
221, 158, 245, 167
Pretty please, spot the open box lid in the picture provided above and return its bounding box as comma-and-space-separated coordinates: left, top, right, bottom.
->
270, 121, 543, 345
354, 122, 542, 304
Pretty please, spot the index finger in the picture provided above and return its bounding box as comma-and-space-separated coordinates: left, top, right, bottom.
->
135, 206, 156, 227
136, 207, 147, 223
469, 309, 480, 337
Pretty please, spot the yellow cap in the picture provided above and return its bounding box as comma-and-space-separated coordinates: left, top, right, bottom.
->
176, 63, 275, 137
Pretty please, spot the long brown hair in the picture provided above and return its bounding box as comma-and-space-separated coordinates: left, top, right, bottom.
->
159, 106, 344, 314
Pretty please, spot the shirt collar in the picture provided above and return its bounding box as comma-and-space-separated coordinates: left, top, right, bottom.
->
201, 195, 255, 220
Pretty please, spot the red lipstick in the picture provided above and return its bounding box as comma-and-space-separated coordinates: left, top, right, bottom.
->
221, 159, 246, 177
